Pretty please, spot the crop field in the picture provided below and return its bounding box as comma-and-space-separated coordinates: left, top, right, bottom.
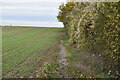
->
2, 26, 64, 78
2, 26, 115, 78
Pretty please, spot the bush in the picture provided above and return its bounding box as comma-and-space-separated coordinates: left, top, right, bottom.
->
57, 2, 120, 77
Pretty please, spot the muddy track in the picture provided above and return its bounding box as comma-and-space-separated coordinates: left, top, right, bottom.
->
57, 44, 69, 78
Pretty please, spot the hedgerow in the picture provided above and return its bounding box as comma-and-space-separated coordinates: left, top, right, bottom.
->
57, 2, 120, 77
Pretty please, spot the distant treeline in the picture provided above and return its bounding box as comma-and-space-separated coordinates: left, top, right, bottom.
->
57, 2, 120, 77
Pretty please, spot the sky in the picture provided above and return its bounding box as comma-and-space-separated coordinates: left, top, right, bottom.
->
0, 0, 67, 27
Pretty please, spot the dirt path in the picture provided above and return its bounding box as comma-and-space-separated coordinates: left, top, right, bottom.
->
57, 44, 69, 78
57, 44, 95, 78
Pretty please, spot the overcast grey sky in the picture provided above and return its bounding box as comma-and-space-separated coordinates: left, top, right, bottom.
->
0, 0, 67, 27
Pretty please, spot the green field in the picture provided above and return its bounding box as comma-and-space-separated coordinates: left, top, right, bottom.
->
2, 26, 111, 78
2, 26, 64, 78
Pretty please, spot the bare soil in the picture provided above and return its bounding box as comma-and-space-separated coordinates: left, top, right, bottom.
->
57, 44, 69, 78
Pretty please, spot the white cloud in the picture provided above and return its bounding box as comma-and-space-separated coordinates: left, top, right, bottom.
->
2, 6, 58, 17
0, 0, 67, 27
0, 3, 2, 24
2, 20, 63, 27
1, 0, 66, 3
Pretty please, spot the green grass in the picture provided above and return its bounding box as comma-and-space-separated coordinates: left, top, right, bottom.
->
62, 36, 108, 78
2, 26, 64, 78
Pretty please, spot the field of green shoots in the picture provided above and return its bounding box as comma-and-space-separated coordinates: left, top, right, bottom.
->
2, 26, 64, 78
